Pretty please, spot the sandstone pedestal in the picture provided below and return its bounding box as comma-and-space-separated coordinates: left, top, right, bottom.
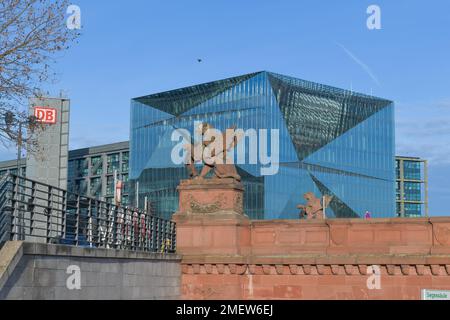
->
172, 178, 251, 256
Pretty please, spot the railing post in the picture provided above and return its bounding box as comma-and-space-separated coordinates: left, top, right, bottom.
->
10, 175, 18, 241
146, 212, 149, 251
132, 209, 138, 251
29, 180, 35, 239
47, 185, 52, 243
75, 193, 80, 246
29, 181, 36, 239
17, 177, 24, 241
110, 202, 117, 249
97, 200, 102, 248
61, 189, 67, 241
151, 216, 156, 252
171, 221, 176, 252
95, 199, 101, 248
156, 217, 161, 253
87, 198, 93, 247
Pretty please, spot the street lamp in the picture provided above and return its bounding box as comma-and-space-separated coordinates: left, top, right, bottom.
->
3, 111, 38, 177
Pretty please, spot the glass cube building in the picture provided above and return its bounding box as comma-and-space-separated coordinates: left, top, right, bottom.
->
130, 71, 396, 220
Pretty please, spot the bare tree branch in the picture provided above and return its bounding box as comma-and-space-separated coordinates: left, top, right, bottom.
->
0, 0, 80, 155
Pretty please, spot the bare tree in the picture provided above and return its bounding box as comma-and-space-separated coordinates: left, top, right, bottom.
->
0, 0, 80, 154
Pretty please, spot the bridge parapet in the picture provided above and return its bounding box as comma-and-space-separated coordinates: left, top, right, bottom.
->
174, 179, 450, 300
250, 217, 450, 256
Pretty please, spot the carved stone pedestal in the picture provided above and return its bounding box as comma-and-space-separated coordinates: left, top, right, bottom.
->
172, 178, 251, 256
176, 178, 244, 215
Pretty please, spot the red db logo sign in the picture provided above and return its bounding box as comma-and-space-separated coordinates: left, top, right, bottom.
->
34, 107, 57, 124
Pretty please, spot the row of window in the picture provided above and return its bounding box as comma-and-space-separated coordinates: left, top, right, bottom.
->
67, 151, 130, 200
105, 195, 130, 206
68, 152, 129, 179
106, 174, 130, 196
396, 202, 422, 217
396, 160, 422, 180
0, 167, 27, 177
68, 174, 130, 198
396, 181, 423, 201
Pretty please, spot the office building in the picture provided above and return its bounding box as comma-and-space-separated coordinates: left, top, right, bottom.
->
129, 71, 396, 220
396, 156, 428, 217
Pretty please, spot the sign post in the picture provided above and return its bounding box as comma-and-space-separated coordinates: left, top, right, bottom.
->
25, 98, 70, 243
422, 289, 450, 300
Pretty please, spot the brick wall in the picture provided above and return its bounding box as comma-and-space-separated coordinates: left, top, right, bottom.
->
178, 217, 450, 300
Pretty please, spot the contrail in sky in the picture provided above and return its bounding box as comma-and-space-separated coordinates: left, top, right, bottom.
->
336, 42, 381, 87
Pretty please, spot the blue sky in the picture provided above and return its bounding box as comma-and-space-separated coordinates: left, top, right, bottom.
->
1, 0, 449, 215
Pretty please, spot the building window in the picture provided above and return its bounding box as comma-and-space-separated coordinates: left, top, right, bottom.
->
68, 160, 75, 179
76, 179, 88, 195
68, 180, 75, 193
91, 156, 103, 176
90, 177, 101, 197
122, 174, 129, 193
122, 152, 129, 172
395, 160, 400, 179
107, 153, 120, 174
403, 161, 421, 180
106, 176, 114, 196
396, 181, 401, 200
404, 182, 421, 201
69, 159, 89, 178
404, 203, 422, 217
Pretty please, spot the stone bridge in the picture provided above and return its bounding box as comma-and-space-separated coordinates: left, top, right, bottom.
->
174, 178, 450, 300
1, 177, 450, 300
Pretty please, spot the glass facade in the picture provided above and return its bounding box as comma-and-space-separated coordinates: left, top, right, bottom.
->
130, 71, 396, 220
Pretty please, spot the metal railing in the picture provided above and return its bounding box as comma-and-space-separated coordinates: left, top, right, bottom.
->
0, 174, 176, 253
